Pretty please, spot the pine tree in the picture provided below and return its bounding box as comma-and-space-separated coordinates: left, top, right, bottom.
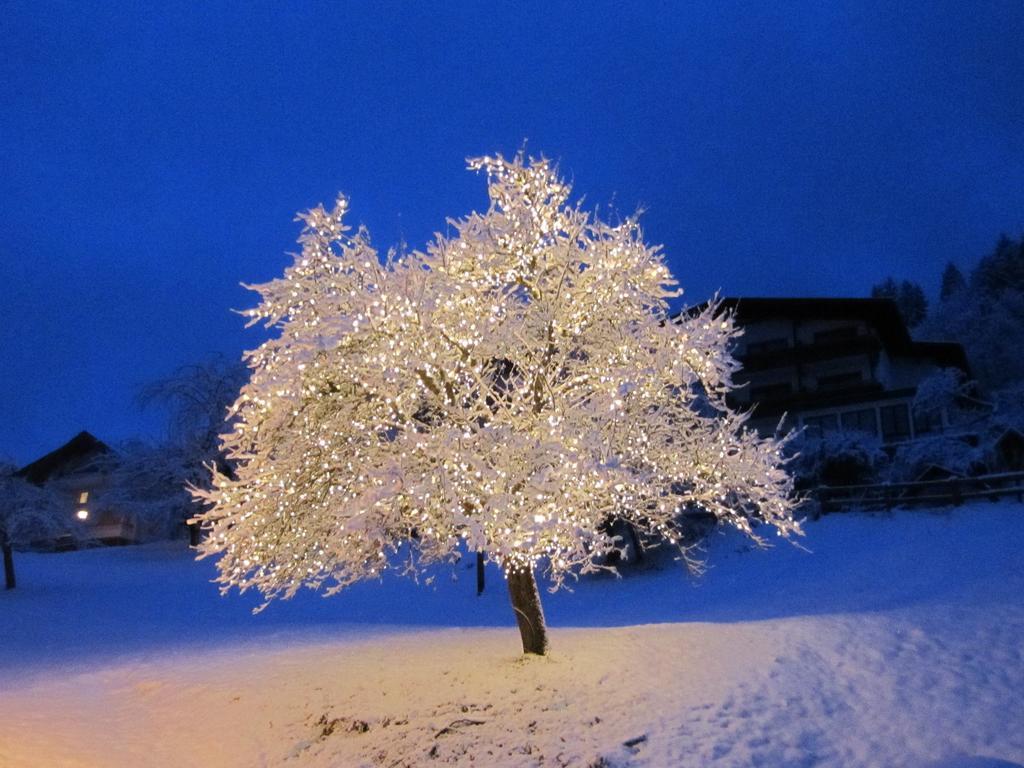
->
871, 277, 927, 328
972, 235, 1024, 299
870, 277, 899, 302
921, 236, 1024, 392
898, 280, 928, 328
939, 262, 966, 301
191, 154, 800, 655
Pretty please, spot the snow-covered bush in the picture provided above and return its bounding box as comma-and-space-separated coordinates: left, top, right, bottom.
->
191, 153, 800, 654
789, 430, 887, 487
991, 383, 1024, 433
913, 368, 967, 417
0, 465, 66, 547
885, 436, 984, 482
0, 463, 67, 588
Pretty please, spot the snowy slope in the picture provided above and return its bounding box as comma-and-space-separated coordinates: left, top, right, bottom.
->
1, 503, 1022, 767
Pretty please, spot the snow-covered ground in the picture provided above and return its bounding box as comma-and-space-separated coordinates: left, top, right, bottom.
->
1, 503, 1023, 767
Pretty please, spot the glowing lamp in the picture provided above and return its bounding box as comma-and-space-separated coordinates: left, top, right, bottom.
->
76, 509, 89, 521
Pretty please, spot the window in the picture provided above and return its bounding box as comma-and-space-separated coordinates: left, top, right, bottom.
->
813, 326, 859, 345
913, 408, 944, 436
78, 491, 89, 504
749, 382, 792, 401
841, 408, 878, 435
746, 338, 789, 356
817, 371, 863, 391
802, 413, 839, 437
879, 404, 911, 442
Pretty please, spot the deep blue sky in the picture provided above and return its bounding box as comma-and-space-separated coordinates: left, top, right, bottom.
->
2, 1, 1023, 464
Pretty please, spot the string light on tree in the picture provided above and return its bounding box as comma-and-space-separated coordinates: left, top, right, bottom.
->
191, 152, 801, 655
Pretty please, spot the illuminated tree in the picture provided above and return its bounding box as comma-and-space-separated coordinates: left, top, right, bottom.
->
192, 154, 800, 654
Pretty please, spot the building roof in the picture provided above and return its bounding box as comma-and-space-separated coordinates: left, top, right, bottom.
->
690, 297, 971, 375
16, 431, 111, 485
714, 296, 911, 344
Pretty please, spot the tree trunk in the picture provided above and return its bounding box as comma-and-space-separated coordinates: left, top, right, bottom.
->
476, 551, 485, 596
2, 533, 15, 591
625, 522, 644, 563
506, 567, 548, 655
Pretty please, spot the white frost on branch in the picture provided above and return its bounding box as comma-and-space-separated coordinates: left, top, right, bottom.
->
0, 464, 66, 547
192, 154, 801, 605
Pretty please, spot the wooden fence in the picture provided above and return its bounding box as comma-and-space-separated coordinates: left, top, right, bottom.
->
815, 471, 1024, 515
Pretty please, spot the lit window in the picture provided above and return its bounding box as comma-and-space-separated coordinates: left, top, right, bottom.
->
76, 509, 89, 521
79, 491, 89, 504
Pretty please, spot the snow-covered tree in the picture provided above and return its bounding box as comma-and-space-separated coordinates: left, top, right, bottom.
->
99, 442, 198, 542
138, 356, 247, 542
0, 463, 65, 589
920, 235, 1024, 392
139, 356, 247, 463
192, 154, 801, 654
921, 286, 1024, 391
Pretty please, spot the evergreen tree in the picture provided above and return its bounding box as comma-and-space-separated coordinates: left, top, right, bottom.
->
871, 277, 927, 328
870, 277, 899, 302
972, 234, 1024, 299
921, 238, 1024, 391
897, 280, 928, 328
939, 262, 966, 301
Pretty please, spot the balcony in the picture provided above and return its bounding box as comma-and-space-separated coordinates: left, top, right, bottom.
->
738, 335, 882, 372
